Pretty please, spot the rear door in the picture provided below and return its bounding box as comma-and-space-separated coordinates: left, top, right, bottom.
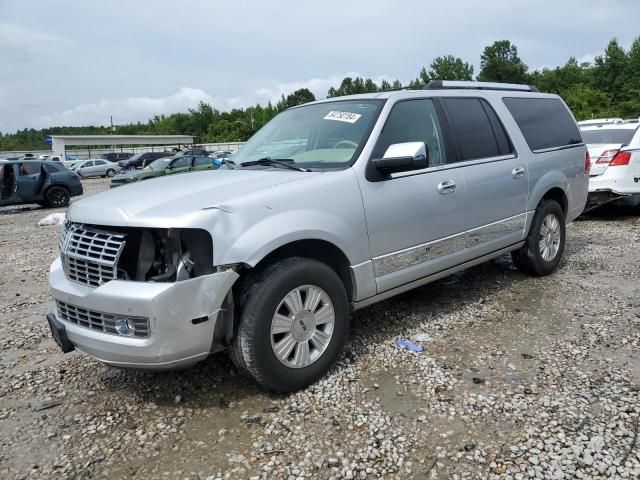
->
440, 97, 528, 257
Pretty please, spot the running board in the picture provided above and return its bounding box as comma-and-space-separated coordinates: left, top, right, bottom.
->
351, 242, 524, 311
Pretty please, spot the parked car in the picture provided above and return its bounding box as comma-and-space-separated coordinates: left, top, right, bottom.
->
118, 152, 172, 170
1, 160, 82, 207
47, 81, 588, 392
109, 155, 217, 187
581, 121, 640, 209
100, 152, 134, 163
73, 159, 119, 178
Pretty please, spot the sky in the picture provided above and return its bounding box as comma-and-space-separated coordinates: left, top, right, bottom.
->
1, 0, 639, 133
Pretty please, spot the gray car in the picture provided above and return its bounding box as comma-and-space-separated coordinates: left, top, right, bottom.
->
47, 81, 588, 392
73, 159, 119, 178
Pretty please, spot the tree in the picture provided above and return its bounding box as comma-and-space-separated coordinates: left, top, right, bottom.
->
327, 77, 379, 97
283, 88, 316, 109
593, 39, 628, 103
562, 85, 615, 121
477, 40, 528, 83
428, 55, 474, 81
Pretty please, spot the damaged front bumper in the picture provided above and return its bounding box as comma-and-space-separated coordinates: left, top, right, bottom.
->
48, 257, 238, 370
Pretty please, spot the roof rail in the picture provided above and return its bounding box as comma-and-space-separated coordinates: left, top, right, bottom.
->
423, 80, 539, 92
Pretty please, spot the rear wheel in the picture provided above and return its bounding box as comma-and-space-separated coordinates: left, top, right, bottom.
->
512, 199, 565, 276
106, 168, 116, 177
229, 257, 349, 392
45, 186, 70, 208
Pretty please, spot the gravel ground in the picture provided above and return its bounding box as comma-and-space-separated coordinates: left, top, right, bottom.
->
1, 177, 639, 479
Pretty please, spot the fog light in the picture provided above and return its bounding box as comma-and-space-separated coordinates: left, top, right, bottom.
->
114, 317, 136, 336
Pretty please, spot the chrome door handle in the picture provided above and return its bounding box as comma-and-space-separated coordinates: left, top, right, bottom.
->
512, 167, 526, 179
437, 180, 456, 194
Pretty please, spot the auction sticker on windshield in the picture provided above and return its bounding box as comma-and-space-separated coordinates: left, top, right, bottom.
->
323, 111, 362, 123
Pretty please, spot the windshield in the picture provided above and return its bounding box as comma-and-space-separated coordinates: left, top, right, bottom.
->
146, 157, 172, 171
233, 100, 383, 168
581, 128, 637, 145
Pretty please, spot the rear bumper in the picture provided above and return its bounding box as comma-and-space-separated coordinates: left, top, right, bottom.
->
589, 169, 640, 195
48, 257, 238, 369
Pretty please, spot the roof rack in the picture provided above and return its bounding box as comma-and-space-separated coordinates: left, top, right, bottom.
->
423, 80, 539, 92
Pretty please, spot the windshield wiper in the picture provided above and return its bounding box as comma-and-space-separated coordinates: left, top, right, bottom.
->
240, 157, 309, 172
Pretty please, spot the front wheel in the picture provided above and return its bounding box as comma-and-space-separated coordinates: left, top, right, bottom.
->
512, 199, 565, 276
229, 257, 349, 392
106, 168, 116, 177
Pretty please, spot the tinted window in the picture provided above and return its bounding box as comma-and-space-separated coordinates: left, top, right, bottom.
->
372, 99, 447, 166
504, 97, 582, 151
442, 98, 509, 161
581, 128, 637, 145
43, 163, 61, 173
19, 162, 41, 175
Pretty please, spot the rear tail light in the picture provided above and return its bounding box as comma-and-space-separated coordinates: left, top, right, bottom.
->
595, 149, 619, 164
584, 151, 590, 173
609, 151, 631, 166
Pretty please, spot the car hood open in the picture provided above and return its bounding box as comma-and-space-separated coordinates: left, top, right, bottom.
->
68, 169, 316, 227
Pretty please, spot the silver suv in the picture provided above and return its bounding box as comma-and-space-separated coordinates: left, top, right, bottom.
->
47, 81, 588, 392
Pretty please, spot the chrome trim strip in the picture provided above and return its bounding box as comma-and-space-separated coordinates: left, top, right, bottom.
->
353, 243, 524, 311
467, 213, 527, 247
372, 232, 466, 277
390, 154, 518, 179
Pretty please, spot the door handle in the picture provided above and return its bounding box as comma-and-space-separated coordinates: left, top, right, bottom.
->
512, 167, 526, 179
437, 180, 456, 194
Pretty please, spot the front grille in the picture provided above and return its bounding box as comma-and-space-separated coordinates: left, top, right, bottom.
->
56, 300, 149, 338
60, 223, 126, 287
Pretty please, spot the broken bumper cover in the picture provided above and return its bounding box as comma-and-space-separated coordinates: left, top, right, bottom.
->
48, 257, 238, 370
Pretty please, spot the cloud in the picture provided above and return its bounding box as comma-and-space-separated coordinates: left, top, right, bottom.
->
34, 73, 387, 128
36, 87, 214, 127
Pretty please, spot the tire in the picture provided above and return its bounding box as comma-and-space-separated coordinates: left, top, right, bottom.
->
45, 186, 71, 208
230, 257, 349, 392
106, 169, 116, 177
512, 199, 566, 276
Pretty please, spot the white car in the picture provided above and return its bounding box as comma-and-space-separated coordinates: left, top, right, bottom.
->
581, 121, 640, 209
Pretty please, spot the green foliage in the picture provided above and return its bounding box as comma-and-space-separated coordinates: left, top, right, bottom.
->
3, 36, 640, 151
477, 40, 528, 83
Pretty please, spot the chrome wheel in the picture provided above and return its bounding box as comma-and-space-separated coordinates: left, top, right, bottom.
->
539, 213, 561, 261
270, 284, 335, 369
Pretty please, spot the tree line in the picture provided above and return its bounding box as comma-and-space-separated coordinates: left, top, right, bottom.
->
2, 37, 639, 152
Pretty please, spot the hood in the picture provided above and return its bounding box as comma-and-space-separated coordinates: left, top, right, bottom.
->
68, 169, 315, 227
587, 143, 623, 176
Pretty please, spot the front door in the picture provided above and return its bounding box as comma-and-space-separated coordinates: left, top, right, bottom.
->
359, 98, 468, 293
439, 97, 529, 256
16, 162, 43, 202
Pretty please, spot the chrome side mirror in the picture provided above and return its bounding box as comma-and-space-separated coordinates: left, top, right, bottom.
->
372, 142, 429, 174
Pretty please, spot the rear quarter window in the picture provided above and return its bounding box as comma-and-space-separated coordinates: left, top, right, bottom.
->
503, 97, 583, 152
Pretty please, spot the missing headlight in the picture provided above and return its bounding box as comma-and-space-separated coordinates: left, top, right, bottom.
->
116, 228, 213, 282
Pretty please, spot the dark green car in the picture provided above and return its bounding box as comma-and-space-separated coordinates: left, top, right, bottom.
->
110, 155, 220, 188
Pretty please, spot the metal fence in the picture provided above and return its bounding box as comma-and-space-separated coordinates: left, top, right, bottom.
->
0, 142, 244, 160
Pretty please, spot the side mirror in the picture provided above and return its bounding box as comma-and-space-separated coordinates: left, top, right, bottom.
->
372, 142, 429, 174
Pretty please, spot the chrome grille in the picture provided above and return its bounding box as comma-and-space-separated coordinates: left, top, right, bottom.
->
55, 300, 149, 338
60, 223, 126, 287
